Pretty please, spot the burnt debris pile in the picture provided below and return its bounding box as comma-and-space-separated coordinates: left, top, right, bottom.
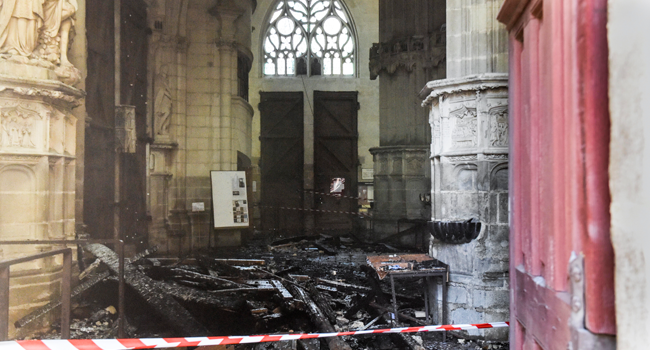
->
19, 234, 507, 350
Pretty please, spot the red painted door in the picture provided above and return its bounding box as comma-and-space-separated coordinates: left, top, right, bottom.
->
497, 0, 615, 348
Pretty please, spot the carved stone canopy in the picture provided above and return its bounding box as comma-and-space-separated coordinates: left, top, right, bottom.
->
369, 32, 446, 80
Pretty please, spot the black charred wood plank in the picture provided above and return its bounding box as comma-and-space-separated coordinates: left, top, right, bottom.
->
83, 244, 208, 336
287, 284, 352, 350
307, 283, 337, 325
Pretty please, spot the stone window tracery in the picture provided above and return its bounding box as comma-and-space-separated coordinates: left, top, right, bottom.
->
263, 0, 356, 77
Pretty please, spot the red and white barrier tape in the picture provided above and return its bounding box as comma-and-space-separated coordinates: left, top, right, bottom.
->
260, 205, 370, 218
0, 322, 509, 350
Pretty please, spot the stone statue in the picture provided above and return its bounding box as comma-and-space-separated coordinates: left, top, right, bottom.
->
40, 0, 77, 66
0, 0, 44, 58
154, 66, 173, 136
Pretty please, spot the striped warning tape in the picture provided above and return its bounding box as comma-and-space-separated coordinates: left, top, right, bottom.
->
304, 190, 363, 201
0, 322, 509, 350
260, 205, 370, 218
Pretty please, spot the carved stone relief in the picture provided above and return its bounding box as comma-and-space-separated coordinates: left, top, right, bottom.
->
0, 103, 49, 149
450, 105, 477, 149
488, 107, 508, 147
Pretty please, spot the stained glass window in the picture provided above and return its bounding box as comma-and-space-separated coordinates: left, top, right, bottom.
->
263, 0, 356, 77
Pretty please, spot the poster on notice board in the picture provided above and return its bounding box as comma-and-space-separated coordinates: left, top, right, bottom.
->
210, 171, 250, 229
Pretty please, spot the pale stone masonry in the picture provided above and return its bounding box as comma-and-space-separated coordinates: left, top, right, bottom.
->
146, 0, 255, 252
0, 0, 86, 337
421, 0, 509, 340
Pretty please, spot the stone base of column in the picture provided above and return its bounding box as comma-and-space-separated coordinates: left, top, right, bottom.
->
422, 73, 509, 340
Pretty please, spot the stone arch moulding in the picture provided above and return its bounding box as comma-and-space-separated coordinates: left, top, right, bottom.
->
452, 163, 478, 191
489, 162, 508, 192
260, 0, 359, 77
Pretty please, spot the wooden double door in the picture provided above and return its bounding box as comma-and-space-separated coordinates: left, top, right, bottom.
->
260, 91, 359, 235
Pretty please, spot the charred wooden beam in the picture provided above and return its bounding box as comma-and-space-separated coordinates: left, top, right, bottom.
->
197, 255, 257, 278
307, 283, 337, 325
83, 244, 208, 336
128, 246, 158, 264
287, 284, 352, 350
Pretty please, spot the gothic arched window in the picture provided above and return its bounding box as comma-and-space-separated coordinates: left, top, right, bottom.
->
263, 0, 356, 76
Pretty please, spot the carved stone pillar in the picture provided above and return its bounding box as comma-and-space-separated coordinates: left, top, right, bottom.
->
0, 66, 83, 338
422, 74, 509, 340
0, 0, 84, 336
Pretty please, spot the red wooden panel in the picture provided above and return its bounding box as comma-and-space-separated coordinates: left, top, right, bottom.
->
499, 0, 616, 346
577, 0, 616, 335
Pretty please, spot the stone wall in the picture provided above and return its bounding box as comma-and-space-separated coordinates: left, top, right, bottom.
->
608, 0, 650, 347
369, 0, 446, 239
146, 0, 255, 253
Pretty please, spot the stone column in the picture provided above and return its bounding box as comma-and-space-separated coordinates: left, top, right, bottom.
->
420, 0, 509, 340
0, 0, 84, 336
369, 0, 446, 241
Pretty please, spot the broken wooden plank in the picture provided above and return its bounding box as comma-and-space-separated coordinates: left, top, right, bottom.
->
270, 280, 294, 300
288, 274, 310, 282
78, 259, 101, 280
315, 284, 337, 293
287, 284, 352, 350
83, 244, 208, 336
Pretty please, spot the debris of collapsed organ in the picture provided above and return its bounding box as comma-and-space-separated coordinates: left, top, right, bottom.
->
32, 236, 505, 349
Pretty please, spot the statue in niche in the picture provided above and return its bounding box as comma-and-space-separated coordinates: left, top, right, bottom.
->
0, 0, 44, 59
489, 110, 508, 147
154, 65, 173, 136
39, 0, 77, 67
